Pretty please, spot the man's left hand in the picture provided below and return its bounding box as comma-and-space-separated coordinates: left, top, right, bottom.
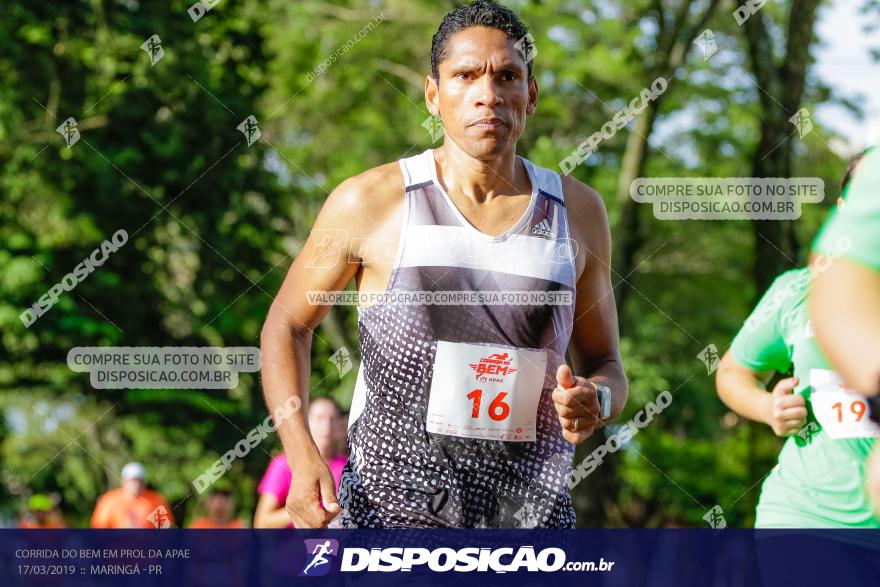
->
552, 364, 603, 445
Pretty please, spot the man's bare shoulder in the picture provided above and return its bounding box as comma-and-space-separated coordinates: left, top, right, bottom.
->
321, 160, 405, 228
560, 175, 611, 280
560, 175, 608, 225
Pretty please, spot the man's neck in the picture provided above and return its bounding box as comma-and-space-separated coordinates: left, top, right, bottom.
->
433, 143, 526, 203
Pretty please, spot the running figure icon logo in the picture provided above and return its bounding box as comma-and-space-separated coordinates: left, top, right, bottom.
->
300, 539, 339, 577
469, 352, 518, 383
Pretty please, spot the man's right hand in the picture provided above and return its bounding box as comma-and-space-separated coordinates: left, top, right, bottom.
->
767, 376, 807, 436
285, 453, 341, 528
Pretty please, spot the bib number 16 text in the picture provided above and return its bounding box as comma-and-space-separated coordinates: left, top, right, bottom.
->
466, 389, 511, 421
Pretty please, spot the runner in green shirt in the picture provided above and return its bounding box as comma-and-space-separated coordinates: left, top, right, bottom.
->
814, 145, 879, 271
810, 145, 880, 515
811, 145, 880, 395
716, 149, 879, 527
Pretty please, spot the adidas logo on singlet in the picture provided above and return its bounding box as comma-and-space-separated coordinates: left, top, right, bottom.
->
531, 218, 555, 238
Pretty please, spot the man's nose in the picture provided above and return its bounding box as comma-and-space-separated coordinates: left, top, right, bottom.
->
474, 75, 503, 107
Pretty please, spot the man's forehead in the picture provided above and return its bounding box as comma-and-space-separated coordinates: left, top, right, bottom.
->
441, 26, 525, 69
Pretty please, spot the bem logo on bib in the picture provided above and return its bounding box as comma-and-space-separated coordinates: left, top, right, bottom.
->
470, 352, 518, 383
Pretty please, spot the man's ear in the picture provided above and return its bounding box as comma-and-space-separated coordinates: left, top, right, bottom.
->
526, 76, 538, 117
425, 75, 440, 116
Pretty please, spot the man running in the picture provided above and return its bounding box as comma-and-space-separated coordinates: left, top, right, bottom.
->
18, 494, 65, 529
90, 462, 175, 528
260, 0, 627, 528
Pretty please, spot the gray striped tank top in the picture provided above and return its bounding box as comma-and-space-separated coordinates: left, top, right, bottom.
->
338, 148, 578, 528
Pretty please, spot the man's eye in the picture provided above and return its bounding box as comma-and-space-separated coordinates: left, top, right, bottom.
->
501, 72, 518, 81
456, 72, 470, 79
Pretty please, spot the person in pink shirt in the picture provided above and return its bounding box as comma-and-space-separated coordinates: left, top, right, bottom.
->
254, 397, 347, 528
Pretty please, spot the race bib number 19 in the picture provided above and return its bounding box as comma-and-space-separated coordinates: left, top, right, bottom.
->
426, 341, 547, 442
810, 369, 880, 439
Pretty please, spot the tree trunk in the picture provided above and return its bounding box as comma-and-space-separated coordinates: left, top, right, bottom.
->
743, 0, 822, 296
612, 102, 659, 313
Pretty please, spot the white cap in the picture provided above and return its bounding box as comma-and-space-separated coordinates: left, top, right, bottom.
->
121, 462, 146, 481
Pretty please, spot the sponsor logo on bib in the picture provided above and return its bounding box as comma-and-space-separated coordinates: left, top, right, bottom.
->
470, 352, 518, 383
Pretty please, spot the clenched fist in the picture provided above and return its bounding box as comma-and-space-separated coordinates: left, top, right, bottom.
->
286, 453, 341, 528
767, 376, 808, 436
553, 364, 604, 445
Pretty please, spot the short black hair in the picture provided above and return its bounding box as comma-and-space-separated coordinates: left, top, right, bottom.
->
431, 0, 533, 82
841, 146, 873, 194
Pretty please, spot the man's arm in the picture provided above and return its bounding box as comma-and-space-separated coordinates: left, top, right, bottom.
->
89, 495, 111, 528
810, 258, 880, 395
259, 166, 400, 527
552, 179, 628, 445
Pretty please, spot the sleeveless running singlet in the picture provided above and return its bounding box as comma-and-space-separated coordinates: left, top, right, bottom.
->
338, 148, 578, 528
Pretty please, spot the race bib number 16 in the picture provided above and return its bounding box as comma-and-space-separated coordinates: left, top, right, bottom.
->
426, 341, 547, 442
810, 368, 880, 439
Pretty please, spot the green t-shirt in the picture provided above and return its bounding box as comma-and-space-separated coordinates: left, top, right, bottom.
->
813, 146, 880, 268
731, 268, 879, 528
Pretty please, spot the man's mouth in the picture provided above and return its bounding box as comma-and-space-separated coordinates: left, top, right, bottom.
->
469, 117, 506, 130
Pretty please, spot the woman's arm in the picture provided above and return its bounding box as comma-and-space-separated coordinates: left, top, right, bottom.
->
715, 349, 806, 436
253, 493, 295, 529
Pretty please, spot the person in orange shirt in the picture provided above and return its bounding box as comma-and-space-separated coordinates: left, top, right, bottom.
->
18, 494, 65, 529
189, 489, 245, 529
90, 462, 175, 528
